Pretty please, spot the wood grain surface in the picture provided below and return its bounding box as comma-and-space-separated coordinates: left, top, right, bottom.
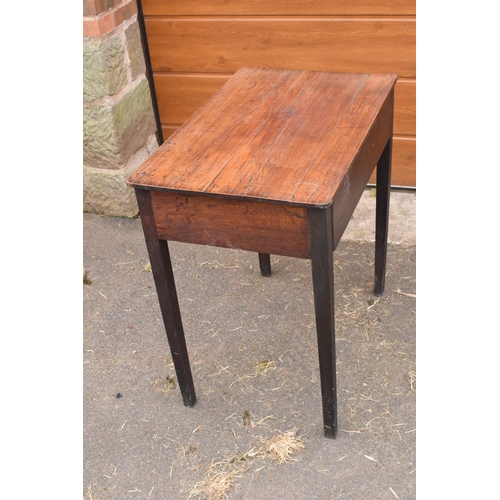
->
142, 0, 416, 16
146, 18, 415, 78
161, 125, 415, 188
128, 68, 396, 207
140, 2, 415, 187
150, 191, 310, 258
155, 75, 415, 136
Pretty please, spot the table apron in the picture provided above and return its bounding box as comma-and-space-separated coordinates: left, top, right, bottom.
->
150, 191, 311, 258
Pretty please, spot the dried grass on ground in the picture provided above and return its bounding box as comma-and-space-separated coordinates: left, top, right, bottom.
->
188, 428, 304, 500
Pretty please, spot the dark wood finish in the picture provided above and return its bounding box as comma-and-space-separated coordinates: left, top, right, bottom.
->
374, 138, 393, 295
135, 188, 196, 407
161, 128, 414, 188
258, 253, 272, 277
138, 0, 415, 187
150, 191, 310, 258
152, 75, 413, 187
309, 206, 337, 438
128, 68, 397, 208
128, 68, 396, 438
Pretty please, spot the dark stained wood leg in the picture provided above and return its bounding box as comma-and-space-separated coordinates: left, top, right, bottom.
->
258, 253, 272, 277
135, 188, 197, 407
374, 137, 392, 296
308, 206, 337, 438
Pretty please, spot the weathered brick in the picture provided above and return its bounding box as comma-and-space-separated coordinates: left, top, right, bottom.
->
83, 13, 114, 38
114, 1, 137, 26
83, 0, 116, 17
83, 36, 127, 101
83, 78, 156, 169
83, 1, 135, 37
125, 21, 146, 80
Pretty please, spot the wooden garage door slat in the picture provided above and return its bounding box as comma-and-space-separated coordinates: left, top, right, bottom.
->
142, 0, 416, 16
154, 75, 415, 137
391, 137, 416, 186
393, 80, 416, 136
146, 18, 416, 78
142, 3, 416, 187
154, 75, 229, 125
367, 136, 416, 186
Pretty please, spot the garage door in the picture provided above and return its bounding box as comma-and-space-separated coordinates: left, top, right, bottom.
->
140, 0, 416, 187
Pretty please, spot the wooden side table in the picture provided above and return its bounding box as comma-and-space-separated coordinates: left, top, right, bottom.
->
127, 68, 396, 438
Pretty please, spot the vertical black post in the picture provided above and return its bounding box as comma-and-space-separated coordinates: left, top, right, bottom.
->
309, 205, 337, 438
135, 188, 196, 406
136, 0, 164, 146
374, 137, 392, 296
258, 253, 272, 277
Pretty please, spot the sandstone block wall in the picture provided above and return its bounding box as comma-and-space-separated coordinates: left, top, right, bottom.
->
83, 0, 158, 217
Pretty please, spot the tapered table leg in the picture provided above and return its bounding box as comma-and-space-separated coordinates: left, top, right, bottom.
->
258, 253, 272, 277
135, 188, 196, 407
374, 137, 392, 296
309, 206, 337, 438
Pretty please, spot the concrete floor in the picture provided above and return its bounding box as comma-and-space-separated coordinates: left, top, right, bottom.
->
83, 188, 416, 500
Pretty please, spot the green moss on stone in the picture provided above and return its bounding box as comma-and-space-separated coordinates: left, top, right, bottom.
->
83, 78, 155, 169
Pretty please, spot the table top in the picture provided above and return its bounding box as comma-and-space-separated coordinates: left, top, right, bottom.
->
127, 67, 397, 207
